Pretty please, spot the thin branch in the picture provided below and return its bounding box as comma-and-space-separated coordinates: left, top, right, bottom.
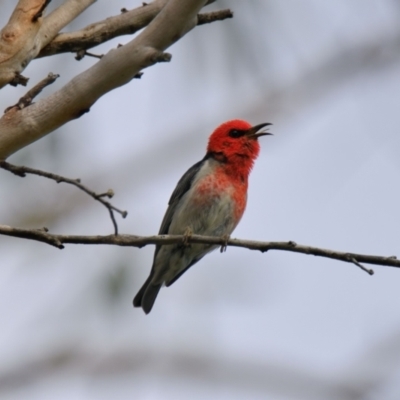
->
38, 6, 233, 58
348, 256, 374, 276
0, 227, 399, 273
4, 73, 59, 112
0, 162, 127, 235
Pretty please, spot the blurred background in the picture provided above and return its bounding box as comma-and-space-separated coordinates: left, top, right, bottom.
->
1, 0, 400, 399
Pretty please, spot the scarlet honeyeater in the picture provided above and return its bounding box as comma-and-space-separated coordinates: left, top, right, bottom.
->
133, 119, 272, 314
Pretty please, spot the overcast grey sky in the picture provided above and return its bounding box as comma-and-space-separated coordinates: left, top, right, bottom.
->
1, 1, 400, 399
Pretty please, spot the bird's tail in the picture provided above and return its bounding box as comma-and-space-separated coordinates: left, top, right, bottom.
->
133, 275, 162, 314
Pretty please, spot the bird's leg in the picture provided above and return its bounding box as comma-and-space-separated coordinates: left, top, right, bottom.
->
220, 234, 230, 253
182, 227, 193, 247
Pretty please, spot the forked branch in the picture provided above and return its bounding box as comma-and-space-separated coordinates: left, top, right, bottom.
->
0, 0, 230, 160
0, 162, 127, 235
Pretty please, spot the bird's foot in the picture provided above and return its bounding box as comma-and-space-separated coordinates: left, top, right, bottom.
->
220, 234, 230, 253
182, 227, 193, 247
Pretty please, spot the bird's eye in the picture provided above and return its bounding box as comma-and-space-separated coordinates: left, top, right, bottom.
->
228, 129, 243, 138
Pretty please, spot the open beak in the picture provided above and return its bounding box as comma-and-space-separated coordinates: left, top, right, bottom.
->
246, 122, 273, 139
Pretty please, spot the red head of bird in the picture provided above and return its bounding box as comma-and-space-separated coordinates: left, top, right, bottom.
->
207, 119, 272, 180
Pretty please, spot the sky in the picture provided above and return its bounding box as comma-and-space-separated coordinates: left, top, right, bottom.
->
1, 1, 400, 399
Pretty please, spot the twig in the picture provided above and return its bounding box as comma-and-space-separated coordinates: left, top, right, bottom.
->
75, 50, 103, 61
348, 256, 374, 275
5, 73, 59, 112
0, 227, 399, 273
197, 9, 233, 25
0, 162, 127, 235
8, 73, 29, 87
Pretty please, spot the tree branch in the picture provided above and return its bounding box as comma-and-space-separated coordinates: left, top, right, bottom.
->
197, 9, 233, 25
37, 0, 96, 49
0, 0, 49, 87
0, 0, 95, 88
38, 7, 233, 58
38, 0, 169, 58
0, 161, 127, 235
0, 226, 399, 273
0, 0, 224, 160
4, 72, 59, 112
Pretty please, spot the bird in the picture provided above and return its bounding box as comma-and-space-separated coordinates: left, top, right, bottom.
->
133, 119, 272, 314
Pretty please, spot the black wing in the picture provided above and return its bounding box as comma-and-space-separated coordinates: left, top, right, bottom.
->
157, 154, 209, 236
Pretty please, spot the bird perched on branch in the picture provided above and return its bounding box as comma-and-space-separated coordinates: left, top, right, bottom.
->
133, 119, 272, 314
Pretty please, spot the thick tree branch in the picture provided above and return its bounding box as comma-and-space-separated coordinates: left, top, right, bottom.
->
0, 0, 49, 87
0, 0, 222, 160
0, 161, 127, 235
38, 0, 96, 49
0, 0, 95, 88
0, 226, 399, 273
